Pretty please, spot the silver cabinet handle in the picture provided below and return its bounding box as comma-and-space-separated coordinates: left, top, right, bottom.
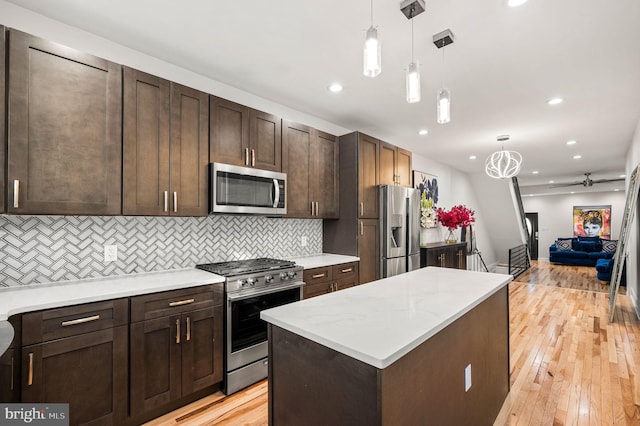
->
176, 319, 181, 344
251, 149, 256, 167
360, 221, 364, 235
244, 148, 250, 166
315, 202, 319, 216
173, 192, 178, 213
186, 316, 191, 341
360, 202, 364, 217
62, 315, 100, 327
169, 298, 195, 307
163, 191, 168, 212
13, 180, 19, 208
310, 201, 314, 216
28, 353, 33, 386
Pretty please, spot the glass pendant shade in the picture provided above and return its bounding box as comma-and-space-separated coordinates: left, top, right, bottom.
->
406, 62, 421, 103
484, 150, 523, 179
363, 26, 381, 78
437, 88, 451, 124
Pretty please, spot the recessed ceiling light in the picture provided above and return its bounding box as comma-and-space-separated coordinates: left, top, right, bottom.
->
566, 140, 577, 145
328, 83, 343, 93
570, 191, 575, 194
620, 174, 626, 178
547, 97, 564, 105
614, 189, 620, 192
469, 155, 477, 160
507, 0, 529, 6
549, 180, 555, 184
418, 129, 429, 136
532, 170, 539, 174
573, 155, 582, 159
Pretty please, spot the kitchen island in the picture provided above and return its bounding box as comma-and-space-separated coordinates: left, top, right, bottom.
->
261, 266, 512, 425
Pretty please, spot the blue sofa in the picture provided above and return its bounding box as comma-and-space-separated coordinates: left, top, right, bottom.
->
549, 237, 616, 266
596, 258, 626, 286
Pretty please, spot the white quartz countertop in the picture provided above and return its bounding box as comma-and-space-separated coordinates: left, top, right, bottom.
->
261, 267, 512, 369
0, 268, 224, 322
292, 253, 360, 269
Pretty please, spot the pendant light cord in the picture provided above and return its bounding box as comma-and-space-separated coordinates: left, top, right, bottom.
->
370, 0, 374, 25
411, 19, 414, 61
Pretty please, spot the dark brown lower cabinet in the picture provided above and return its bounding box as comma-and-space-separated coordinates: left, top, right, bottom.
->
130, 306, 223, 419
21, 326, 128, 426
359, 220, 380, 284
420, 242, 467, 270
0, 348, 19, 402
303, 262, 359, 299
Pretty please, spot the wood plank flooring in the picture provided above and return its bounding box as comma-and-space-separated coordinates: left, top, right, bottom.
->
146, 261, 639, 425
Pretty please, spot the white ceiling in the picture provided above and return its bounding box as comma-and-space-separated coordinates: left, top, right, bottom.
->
6, 0, 640, 193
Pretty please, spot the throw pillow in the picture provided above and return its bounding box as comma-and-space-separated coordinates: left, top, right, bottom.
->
556, 239, 573, 251
578, 236, 602, 251
578, 241, 596, 252
602, 239, 618, 253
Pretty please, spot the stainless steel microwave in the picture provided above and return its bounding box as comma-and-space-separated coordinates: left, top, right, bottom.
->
211, 163, 286, 215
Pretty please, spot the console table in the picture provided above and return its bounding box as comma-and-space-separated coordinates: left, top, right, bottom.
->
420, 242, 467, 269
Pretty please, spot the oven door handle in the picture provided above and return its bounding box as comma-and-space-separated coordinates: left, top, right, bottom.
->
227, 281, 305, 301
272, 179, 280, 208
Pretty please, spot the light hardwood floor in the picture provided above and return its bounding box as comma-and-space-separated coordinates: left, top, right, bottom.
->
146, 261, 639, 425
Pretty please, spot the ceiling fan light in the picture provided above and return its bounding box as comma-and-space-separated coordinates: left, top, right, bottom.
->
363, 26, 381, 78
437, 88, 451, 124
485, 150, 522, 179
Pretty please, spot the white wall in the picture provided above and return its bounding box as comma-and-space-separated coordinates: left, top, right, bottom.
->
625, 119, 640, 317
412, 155, 498, 268
522, 191, 626, 260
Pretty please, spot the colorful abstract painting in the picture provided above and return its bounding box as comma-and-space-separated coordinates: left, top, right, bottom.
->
573, 205, 611, 238
412, 170, 439, 206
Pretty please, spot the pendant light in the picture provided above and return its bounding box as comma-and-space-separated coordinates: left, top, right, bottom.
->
433, 29, 454, 124
363, 0, 381, 78
406, 19, 421, 103
485, 135, 523, 179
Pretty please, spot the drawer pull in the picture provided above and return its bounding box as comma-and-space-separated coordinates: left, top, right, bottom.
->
244, 148, 250, 166
10, 356, 14, 390
176, 319, 181, 344
163, 191, 169, 212
61, 315, 100, 327
28, 353, 33, 386
186, 317, 191, 341
13, 180, 19, 208
340, 268, 353, 273
169, 298, 195, 307
312, 273, 326, 279
173, 191, 178, 213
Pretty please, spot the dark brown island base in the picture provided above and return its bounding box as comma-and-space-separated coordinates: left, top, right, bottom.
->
261, 267, 511, 425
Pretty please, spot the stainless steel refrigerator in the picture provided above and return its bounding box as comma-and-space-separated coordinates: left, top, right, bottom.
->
380, 185, 421, 278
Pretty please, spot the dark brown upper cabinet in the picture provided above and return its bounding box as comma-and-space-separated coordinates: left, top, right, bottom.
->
7, 30, 122, 215
123, 68, 209, 216
0, 26, 5, 214
282, 122, 339, 218
380, 142, 412, 187
358, 134, 380, 219
397, 147, 412, 187
210, 96, 282, 172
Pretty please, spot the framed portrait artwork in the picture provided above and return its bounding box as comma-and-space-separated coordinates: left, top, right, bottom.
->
573, 205, 611, 238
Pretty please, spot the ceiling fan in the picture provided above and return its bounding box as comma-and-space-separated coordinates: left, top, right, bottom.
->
550, 173, 625, 188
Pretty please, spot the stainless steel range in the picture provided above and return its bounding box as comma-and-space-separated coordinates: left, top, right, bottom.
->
196, 258, 303, 394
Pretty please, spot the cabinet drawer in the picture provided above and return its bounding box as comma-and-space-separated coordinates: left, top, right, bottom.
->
332, 262, 358, 283
130, 284, 222, 323
303, 267, 333, 285
22, 298, 128, 345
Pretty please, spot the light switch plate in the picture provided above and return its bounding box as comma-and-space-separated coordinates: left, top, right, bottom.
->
465, 364, 472, 392
301, 236, 308, 247
104, 245, 117, 262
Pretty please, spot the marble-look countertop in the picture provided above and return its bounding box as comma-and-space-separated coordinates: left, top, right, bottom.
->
292, 253, 360, 269
0, 268, 224, 353
261, 267, 512, 369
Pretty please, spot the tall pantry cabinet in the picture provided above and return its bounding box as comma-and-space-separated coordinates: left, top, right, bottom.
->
323, 132, 381, 284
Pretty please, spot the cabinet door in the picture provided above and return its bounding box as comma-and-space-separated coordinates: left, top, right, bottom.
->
169, 83, 209, 216
0, 26, 5, 213
358, 135, 379, 218
379, 142, 398, 186
22, 327, 128, 426
0, 348, 19, 403
7, 30, 122, 215
282, 121, 314, 218
123, 67, 171, 215
359, 219, 380, 283
210, 96, 249, 167
303, 282, 332, 299
397, 148, 412, 187
181, 306, 223, 395
250, 109, 282, 171
445, 245, 467, 269
335, 277, 358, 291
315, 131, 339, 218
333, 262, 359, 286
130, 315, 182, 415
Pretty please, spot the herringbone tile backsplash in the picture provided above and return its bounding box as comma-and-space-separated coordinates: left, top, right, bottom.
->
0, 215, 322, 287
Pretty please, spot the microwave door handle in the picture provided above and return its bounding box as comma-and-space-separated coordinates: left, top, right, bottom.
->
273, 179, 280, 208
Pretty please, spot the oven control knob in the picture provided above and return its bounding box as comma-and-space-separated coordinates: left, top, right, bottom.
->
265, 274, 273, 283
247, 278, 257, 286
279, 272, 288, 280
237, 279, 247, 287
287, 271, 297, 279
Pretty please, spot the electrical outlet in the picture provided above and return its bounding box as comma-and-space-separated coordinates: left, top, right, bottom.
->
104, 245, 117, 262
465, 364, 472, 392
301, 236, 308, 247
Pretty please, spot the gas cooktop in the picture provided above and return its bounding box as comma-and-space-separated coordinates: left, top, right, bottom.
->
196, 258, 297, 277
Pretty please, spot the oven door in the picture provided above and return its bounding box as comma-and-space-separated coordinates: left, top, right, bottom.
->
226, 282, 303, 372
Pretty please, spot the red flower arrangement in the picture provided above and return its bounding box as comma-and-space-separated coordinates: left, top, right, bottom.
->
436, 205, 476, 231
